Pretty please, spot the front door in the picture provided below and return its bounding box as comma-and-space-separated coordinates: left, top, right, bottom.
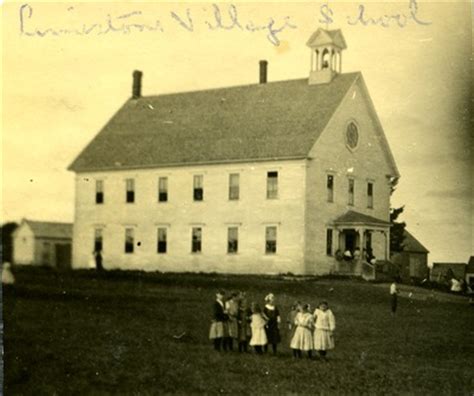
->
344, 230, 357, 252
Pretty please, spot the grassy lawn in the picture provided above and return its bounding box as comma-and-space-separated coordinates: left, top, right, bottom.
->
3, 268, 473, 395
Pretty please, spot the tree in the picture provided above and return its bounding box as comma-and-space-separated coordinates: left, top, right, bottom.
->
388, 176, 406, 254
390, 206, 406, 253
0, 222, 19, 263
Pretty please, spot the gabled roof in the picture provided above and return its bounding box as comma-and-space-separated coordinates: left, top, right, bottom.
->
23, 219, 72, 239
68, 73, 360, 173
333, 210, 390, 227
467, 256, 474, 273
402, 230, 429, 254
306, 28, 347, 50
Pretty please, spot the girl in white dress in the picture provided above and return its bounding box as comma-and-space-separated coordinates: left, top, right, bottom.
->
313, 301, 336, 359
290, 304, 314, 358
249, 303, 267, 354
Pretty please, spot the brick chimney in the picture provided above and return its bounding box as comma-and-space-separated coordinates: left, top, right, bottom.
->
259, 60, 268, 84
132, 70, 143, 99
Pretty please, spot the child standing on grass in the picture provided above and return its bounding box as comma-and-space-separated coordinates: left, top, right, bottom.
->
237, 294, 252, 352
390, 279, 399, 315
224, 292, 239, 351
313, 301, 336, 360
249, 303, 267, 354
286, 301, 301, 341
290, 304, 314, 359
263, 293, 281, 354
209, 291, 228, 351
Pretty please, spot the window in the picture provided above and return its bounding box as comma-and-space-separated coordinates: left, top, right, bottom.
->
125, 228, 134, 253
158, 177, 168, 202
227, 227, 238, 254
94, 229, 103, 252
157, 228, 167, 254
192, 227, 202, 253
267, 171, 278, 199
193, 175, 203, 201
265, 226, 277, 254
348, 178, 355, 206
327, 175, 334, 203
126, 179, 135, 203
367, 182, 374, 208
326, 229, 333, 256
229, 174, 240, 200
96, 180, 104, 204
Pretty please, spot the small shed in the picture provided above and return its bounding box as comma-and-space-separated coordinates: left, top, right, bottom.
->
466, 256, 474, 286
391, 230, 429, 281
430, 262, 466, 283
12, 219, 73, 269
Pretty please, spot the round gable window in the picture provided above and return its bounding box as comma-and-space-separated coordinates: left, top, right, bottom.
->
346, 122, 359, 150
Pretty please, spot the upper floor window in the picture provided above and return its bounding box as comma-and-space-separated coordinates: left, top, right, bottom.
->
94, 228, 103, 252
95, 180, 104, 204
265, 226, 277, 254
192, 227, 202, 253
348, 178, 355, 206
125, 228, 134, 253
229, 174, 240, 200
266, 171, 278, 199
227, 227, 238, 254
157, 228, 167, 254
367, 182, 374, 208
193, 175, 203, 201
327, 175, 334, 203
158, 177, 168, 202
126, 179, 135, 203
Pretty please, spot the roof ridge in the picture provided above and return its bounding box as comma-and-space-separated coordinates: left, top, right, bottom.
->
134, 72, 361, 100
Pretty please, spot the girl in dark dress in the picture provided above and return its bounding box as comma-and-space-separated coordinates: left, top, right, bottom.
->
263, 293, 281, 354
209, 291, 228, 351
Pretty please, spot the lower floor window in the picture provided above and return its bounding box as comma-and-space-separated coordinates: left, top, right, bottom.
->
94, 229, 103, 252
227, 227, 238, 254
125, 228, 134, 253
265, 226, 277, 254
192, 227, 202, 253
157, 228, 167, 254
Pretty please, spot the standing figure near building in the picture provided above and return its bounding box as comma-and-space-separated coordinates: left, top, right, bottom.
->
313, 301, 336, 359
1, 263, 15, 285
290, 303, 314, 359
94, 250, 103, 272
209, 291, 228, 351
224, 292, 239, 351
263, 293, 281, 354
249, 303, 267, 354
390, 279, 399, 314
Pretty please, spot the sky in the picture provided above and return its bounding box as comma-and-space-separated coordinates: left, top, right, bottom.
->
2, 1, 472, 264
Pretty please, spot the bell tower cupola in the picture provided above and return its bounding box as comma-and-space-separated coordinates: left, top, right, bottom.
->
306, 28, 347, 85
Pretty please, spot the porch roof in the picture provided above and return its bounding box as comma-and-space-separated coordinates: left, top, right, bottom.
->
334, 210, 390, 227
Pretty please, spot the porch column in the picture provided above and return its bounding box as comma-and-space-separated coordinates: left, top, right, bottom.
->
383, 230, 390, 261
355, 227, 364, 275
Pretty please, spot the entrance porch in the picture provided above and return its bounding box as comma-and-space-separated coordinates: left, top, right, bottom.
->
331, 211, 391, 280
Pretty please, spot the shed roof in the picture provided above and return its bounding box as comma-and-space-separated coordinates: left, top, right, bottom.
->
69, 73, 360, 172
24, 220, 73, 240
467, 256, 474, 273
402, 230, 429, 253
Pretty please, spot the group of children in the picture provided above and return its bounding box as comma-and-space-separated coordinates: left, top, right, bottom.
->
209, 290, 336, 359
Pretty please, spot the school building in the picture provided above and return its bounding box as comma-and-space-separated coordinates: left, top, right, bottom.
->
68, 28, 399, 276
